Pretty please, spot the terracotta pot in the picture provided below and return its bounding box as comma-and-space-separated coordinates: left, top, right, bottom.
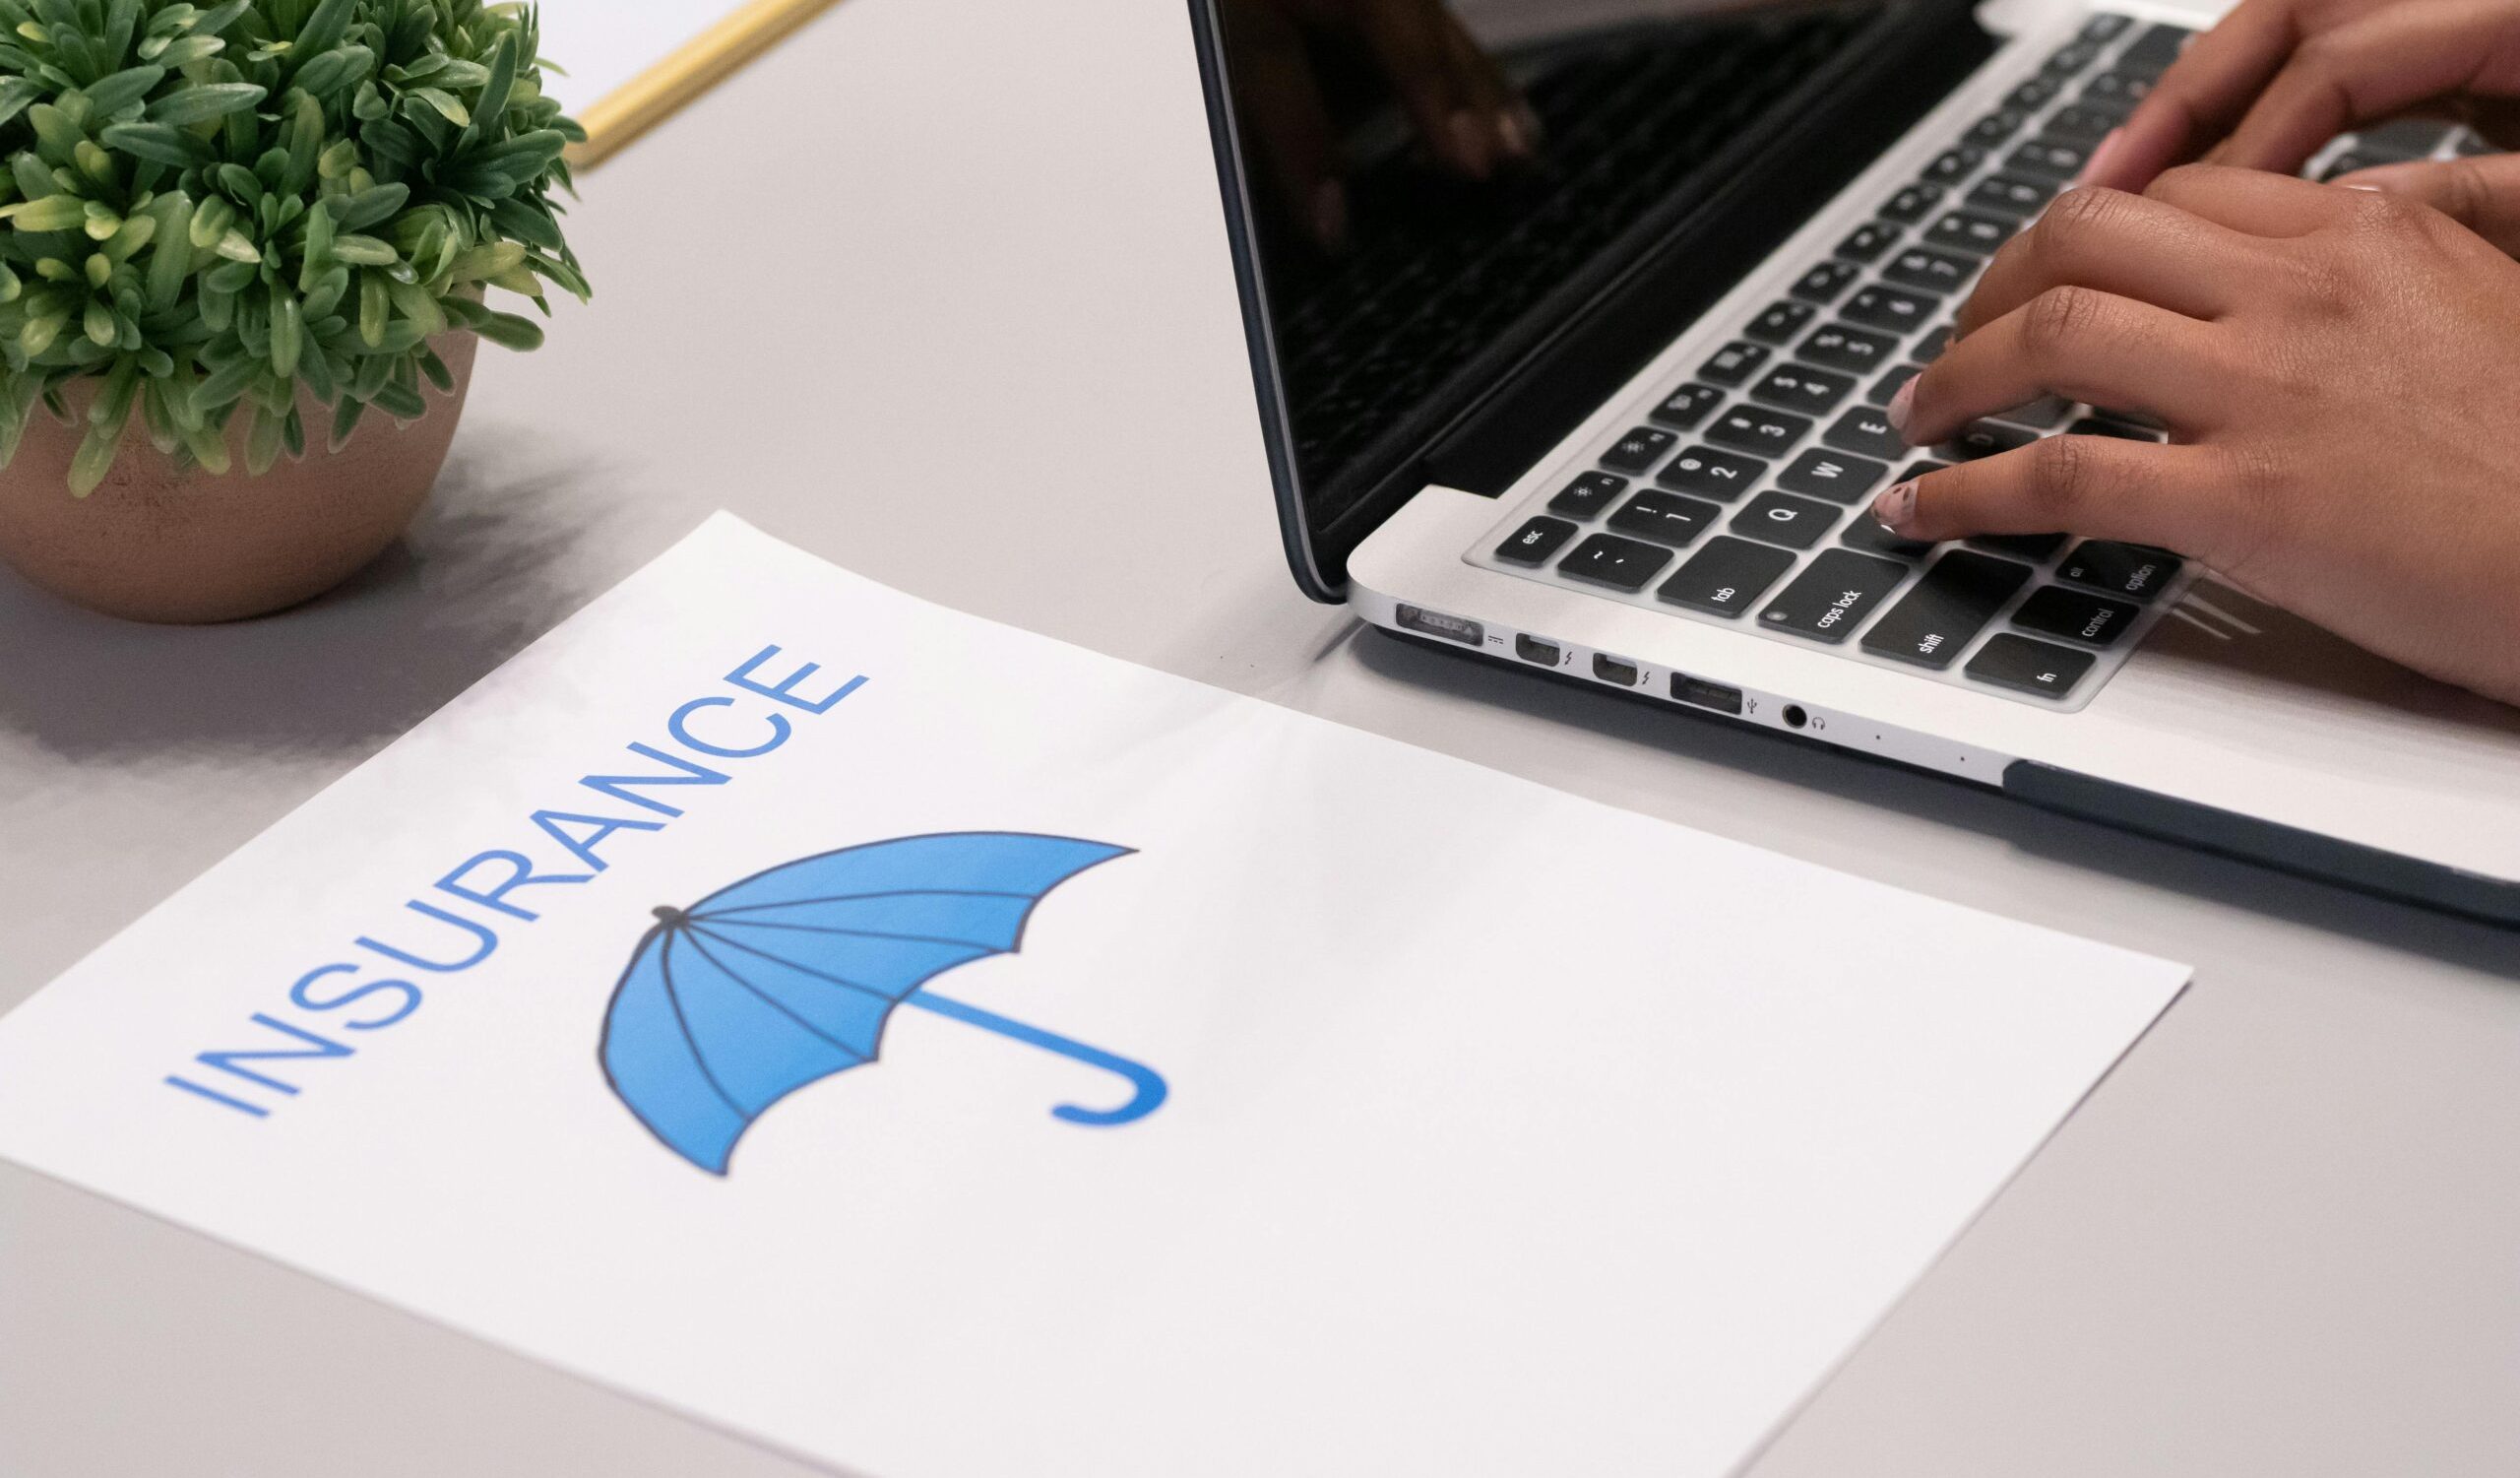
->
0, 330, 479, 623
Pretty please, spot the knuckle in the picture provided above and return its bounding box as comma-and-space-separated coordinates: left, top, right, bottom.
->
2019, 284, 2106, 360
2024, 430, 2103, 516
2040, 184, 2126, 245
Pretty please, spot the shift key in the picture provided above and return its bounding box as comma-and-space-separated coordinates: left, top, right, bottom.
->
1860, 550, 2032, 669
1758, 549, 1911, 644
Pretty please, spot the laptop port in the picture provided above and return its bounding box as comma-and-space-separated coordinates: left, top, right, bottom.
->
1514, 634, 1562, 668
1395, 605, 1482, 648
1670, 675, 1743, 715
1592, 654, 1640, 686
1783, 704, 1810, 730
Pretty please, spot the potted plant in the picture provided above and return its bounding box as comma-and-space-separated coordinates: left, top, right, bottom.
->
0, 0, 586, 622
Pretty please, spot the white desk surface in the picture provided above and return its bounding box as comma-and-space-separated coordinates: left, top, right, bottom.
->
3, 0, 2514, 1472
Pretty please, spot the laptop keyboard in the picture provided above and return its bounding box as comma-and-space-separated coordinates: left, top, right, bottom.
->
1468, 12, 2195, 711
1275, 8, 1864, 492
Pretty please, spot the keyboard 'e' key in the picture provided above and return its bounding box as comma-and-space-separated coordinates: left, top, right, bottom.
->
1494, 516, 1579, 566
1822, 408, 1908, 460
1966, 632, 2096, 698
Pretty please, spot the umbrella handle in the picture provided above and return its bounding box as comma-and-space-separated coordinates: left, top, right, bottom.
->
904, 990, 1168, 1126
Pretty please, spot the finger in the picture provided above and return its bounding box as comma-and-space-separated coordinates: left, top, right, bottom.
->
1234, 11, 1350, 249
2140, 160, 2362, 234
2334, 151, 2520, 252
1954, 186, 2257, 338
2216, 0, 2520, 176
1895, 289, 2230, 446
2084, 0, 2306, 190
1868, 436, 2245, 563
1438, 13, 1537, 161
1356, 0, 1490, 177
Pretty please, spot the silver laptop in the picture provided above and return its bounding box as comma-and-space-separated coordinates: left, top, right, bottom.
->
1184, 0, 2520, 924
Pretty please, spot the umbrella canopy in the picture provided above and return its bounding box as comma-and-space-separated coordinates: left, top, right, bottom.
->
599, 832, 1165, 1173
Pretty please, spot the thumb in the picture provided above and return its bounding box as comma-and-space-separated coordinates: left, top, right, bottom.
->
2333, 152, 2520, 255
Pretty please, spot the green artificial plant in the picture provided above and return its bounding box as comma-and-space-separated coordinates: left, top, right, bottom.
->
0, 0, 587, 495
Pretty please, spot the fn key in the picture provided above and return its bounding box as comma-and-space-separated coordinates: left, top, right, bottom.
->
1966, 633, 2096, 699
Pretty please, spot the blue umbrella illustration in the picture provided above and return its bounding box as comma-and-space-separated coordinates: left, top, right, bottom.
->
598, 832, 1166, 1174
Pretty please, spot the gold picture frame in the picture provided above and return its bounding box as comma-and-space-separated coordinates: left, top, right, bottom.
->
564, 0, 848, 169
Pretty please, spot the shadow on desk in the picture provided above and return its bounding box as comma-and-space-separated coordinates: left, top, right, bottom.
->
1356, 628, 2520, 984
0, 427, 611, 764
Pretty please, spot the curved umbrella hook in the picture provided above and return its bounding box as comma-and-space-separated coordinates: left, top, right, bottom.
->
904, 990, 1168, 1126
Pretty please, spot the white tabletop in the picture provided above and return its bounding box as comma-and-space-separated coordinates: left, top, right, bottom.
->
3, 0, 2514, 1472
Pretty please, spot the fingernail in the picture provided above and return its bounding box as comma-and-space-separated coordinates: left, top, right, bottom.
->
2076, 127, 2123, 185
1311, 180, 1348, 251
1886, 375, 1919, 439
1495, 109, 1533, 161
2339, 182, 2384, 192
1871, 480, 1919, 534
1447, 110, 1492, 177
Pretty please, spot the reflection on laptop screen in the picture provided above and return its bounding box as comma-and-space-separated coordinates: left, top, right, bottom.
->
1201, 0, 1891, 560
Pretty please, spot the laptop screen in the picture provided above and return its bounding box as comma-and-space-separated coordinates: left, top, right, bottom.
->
1187, 0, 1911, 596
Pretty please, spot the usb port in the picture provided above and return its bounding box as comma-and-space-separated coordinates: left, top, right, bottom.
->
1396, 605, 1482, 647
1514, 634, 1561, 667
1592, 654, 1641, 686
1670, 675, 1743, 715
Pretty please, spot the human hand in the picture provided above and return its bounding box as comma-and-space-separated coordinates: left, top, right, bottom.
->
1871, 167, 2520, 704
1222, 0, 1535, 249
2081, 0, 2520, 194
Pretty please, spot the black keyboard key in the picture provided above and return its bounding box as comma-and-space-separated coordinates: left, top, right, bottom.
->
1777, 447, 1889, 503
2068, 416, 2162, 441
1923, 146, 1985, 184
1880, 182, 1943, 224
1991, 395, 2072, 428
2013, 584, 2141, 647
1650, 383, 1727, 430
1883, 246, 1977, 294
2079, 14, 2131, 43
1495, 516, 1580, 565
1656, 536, 1796, 617
1800, 323, 1900, 374
1860, 549, 2034, 669
1698, 341, 1771, 387
1600, 425, 1678, 474
1548, 471, 1627, 518
1608, 489, 1722, 547
1969, 532, 2069, 560
1558, 533, 1674, 592
2354, 116, 2453, 159
1823, 407, 1907, 459
1750, 363, 1857, 416
1966, 632, 2096, 698
2007, 139, 2092, 180
2046, 102, 2129, 144
2005, 75, 2061, 111
1658, 445, 1765, 500
1868, 363, 1922, 406
1746, 299, 1819, 344
2043, 41, 2103, 76
1915, 324, 1952, 360
1945, 419, 2036, 460
2080, 69, 2152, 104
2058, 540, 2181, 601
1968, 173, 2056, 216
1925, 209, 2019, 255
1967, 108, 2030, 148
1843, 284, 1938, 333
2319, 149, 2391, 182
2116, 23, 2193, 79
1841, 512, 1934, 560
1705, 405, 1813, 457
1791, 259, 1863, 304
1836, 221, 1904, 263
1731, 489, 1842, 549
1759, 549, 1911, 643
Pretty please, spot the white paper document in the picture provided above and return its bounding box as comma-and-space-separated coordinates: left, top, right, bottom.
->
0, 515, 2186, 1478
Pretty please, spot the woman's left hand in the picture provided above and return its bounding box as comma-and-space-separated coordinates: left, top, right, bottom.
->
1874, 164, 2520, 704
